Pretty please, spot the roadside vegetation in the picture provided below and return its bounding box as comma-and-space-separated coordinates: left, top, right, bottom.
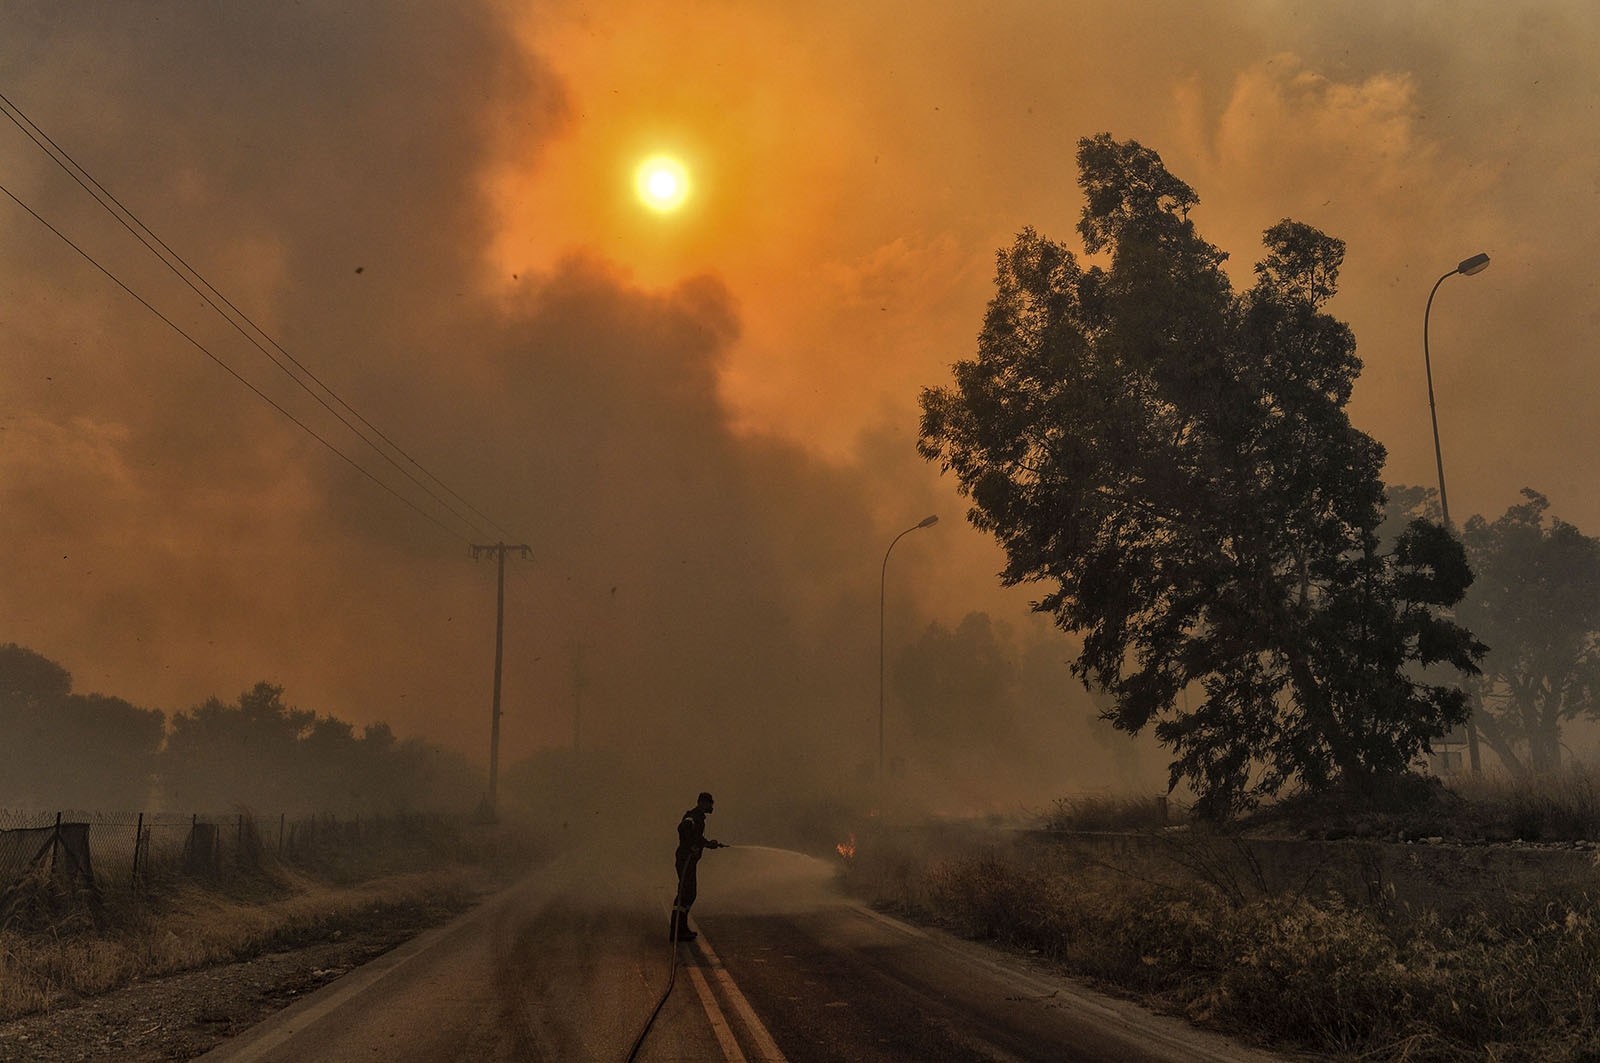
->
849, 770, 1600, 1062
0, 644, 485, 814
0, 816, 536, 1022
0, 642, 552, 1021
902, 132, 1600, 1057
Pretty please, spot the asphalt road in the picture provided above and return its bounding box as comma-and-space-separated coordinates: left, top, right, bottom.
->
199, 841, 1283, 1063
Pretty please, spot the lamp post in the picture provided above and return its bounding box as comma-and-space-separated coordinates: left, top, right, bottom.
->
1422, 251, 1490, 774
1423, 253, 1490, 530
880, 515, 938, 786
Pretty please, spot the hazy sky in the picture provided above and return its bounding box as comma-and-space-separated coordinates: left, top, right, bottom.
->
3, 2, 1597, 801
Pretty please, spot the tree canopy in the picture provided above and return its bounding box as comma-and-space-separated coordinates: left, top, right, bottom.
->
0, 644, 480, 813
162, 681, 480, 813
892, 611, 1019, 752
918, 134, 1481, 816
0, 642, 164, 809
1459, 489, 1600, 775
0, 642, 72, 705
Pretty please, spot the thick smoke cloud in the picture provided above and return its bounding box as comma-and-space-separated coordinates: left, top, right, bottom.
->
5, 0, 1596, 815
0, 2, 1048, 816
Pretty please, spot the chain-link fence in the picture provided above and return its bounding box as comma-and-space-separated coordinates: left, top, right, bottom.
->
0, 809, 465, 910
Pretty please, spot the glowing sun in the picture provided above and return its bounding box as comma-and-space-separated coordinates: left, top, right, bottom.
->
635, 155, 690, 212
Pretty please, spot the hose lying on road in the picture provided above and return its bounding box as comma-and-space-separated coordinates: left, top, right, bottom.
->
625, 854, 696, 1062
624, 944, 680, 1062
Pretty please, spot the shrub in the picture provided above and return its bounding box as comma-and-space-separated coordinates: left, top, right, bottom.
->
880, 840, 1600, 1060
1041, 795, 1177, 832
1501, 766, 1600, 842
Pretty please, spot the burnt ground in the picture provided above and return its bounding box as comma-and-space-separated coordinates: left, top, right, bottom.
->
0, 897, 471, 1063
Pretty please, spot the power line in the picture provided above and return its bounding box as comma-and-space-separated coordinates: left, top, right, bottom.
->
0, 89, 520, 543
0, 89, 508, 541
0, 179, 473, 546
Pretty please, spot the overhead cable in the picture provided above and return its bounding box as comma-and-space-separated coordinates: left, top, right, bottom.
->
0, 179, 473, 546
0, 89, 519, 545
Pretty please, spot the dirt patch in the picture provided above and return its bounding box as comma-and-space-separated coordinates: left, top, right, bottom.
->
0, 895, 469, 1062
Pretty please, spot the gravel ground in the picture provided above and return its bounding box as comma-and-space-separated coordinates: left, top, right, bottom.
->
0, 899, 468, 1062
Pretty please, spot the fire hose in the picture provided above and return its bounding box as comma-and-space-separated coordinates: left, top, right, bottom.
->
625, 843, 730, 1062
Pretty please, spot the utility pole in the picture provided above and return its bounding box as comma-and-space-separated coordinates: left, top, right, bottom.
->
472, 542, 531, 820
571, 641, 586, 754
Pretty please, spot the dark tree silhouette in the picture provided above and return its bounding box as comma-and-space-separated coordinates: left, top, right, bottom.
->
162, 682, 315, 810
919, 134, 1482, 817
1459, 490, 1600, 776
892, 612, 1019, 754
0, 644, 163, 808
162, 681, 480, 813
0, 643, 72, 704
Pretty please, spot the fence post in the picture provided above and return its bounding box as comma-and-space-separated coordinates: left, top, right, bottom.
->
132, 812, 144, 889
51, 811, 61, 873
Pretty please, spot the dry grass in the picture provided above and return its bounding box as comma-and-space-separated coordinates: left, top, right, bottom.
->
852, 828, 1600, 1062
1041, 794, 1179, 832
1241, 765, 1600, 844
857, 771, 1600, 1063
0, 863, 491, 1020
0, 811, 542, 1021
1452, 764, 1600, 843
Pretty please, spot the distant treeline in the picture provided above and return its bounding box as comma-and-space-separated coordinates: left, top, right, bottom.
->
0, 644, 481, 813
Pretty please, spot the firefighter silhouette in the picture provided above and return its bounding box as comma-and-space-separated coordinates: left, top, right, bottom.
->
670, 791, 721, 942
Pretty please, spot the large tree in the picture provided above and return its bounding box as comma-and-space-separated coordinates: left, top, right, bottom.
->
918, 134, 1481, 816
0, 643, 164, 809
892, 611, 1019, 754
161, 682, 317, 810
1458, 490, 1600, 776
161, 681, 481, 813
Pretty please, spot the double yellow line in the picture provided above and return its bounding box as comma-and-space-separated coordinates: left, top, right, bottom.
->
679, 931, 787, 1063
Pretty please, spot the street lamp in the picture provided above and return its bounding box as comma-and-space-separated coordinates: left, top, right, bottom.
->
880, 514, 938, 786
1422, 251, 1490, 773
1423, 252, 1490, 529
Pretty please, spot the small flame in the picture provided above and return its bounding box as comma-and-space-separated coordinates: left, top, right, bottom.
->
835, 833, 857, 860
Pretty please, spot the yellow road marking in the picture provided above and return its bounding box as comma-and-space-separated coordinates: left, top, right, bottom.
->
695, 934, 788, 1063
685, 962, 748, 1062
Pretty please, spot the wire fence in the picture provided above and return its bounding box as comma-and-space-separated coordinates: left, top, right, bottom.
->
0, 809, 466, 911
